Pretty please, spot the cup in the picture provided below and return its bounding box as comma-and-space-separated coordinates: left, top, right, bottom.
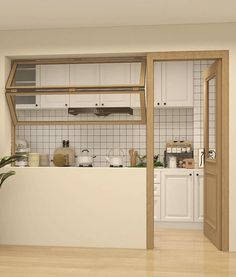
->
28, 153, 40, 167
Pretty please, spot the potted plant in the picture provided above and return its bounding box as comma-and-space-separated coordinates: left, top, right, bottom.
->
0, 155, 24, 188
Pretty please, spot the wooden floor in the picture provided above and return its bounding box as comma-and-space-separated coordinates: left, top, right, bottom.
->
0, 229, 235, 276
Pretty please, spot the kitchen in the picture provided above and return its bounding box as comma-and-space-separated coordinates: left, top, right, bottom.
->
1, 55, 218, 249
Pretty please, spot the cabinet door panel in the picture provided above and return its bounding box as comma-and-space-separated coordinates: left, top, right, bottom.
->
100, 94, 130, 107
194, 171, 204, 222
69, 94, 100, 108
40, 95, 69, 109
154, 196, 161, 221
16, 65, 41, 109
40, 64, 69, 86
70, 64, 100, 86
130, 63, 142, 107
40, 64, 69, 108
162, 61, 193, 107
154, 62, 162, 107
100, 63, 131, 85
161, 171, 194, 222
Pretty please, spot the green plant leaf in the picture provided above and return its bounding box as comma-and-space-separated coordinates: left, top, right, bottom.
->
0, 154, 26, 168
0, 171, 15, 187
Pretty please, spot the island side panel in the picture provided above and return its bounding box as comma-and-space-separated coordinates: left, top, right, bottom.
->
0, 167, 146, 249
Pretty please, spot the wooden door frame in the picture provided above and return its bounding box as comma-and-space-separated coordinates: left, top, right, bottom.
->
146, 50, 229, 251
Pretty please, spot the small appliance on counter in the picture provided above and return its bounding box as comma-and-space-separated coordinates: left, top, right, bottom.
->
52, 140, 76, 167
15, 138, 30, 167
168, 156, 177, 168
105, 149, 124, 167
183, 158, 195, 169
164, 140, 194, 168
77, 149, 96, 167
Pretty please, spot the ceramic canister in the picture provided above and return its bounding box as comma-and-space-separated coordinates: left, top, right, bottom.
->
39, 153, 50, 167
28, 153, 40, 167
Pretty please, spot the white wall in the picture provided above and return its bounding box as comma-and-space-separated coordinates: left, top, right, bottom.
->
0, 22, 235, 250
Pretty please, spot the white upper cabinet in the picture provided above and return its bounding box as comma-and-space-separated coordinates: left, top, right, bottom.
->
194, 170, 204, 222
100, 94, 131, 107
100, 63, 131, 107
70, 64, 100, 86
154, 62, 162, 107
161, 170, 194, 222
100, 63, 131, 85
69, 64, 100, 107
154, 61, 193, 107
40, 64, 69, 108
36, 62, 143, 108
15, 65, 41, 109
130, 63, 142, 108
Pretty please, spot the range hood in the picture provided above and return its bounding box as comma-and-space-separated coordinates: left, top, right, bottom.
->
68, 107, 133, 117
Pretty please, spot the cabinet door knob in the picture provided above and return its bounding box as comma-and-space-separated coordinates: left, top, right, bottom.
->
164, 102, 167, 105
35, 104, 38, 107
101, 103, 104, 106
95, 103, 98, 106
157, 102, 160, 106
189, 173, 192, 176
65, 104, 68, 107
196, 173, 199, 176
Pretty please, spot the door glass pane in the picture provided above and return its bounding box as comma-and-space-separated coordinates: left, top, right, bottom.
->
207, 76, 216, 159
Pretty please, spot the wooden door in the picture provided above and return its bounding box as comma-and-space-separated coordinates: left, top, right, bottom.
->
204, 61, 222, 250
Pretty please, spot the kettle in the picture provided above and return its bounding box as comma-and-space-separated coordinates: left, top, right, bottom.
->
77, 149, 96, 167
105, 149, 125, 167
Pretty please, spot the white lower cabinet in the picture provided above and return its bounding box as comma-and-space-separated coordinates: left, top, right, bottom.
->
154, 169, 204, 225
154, 196, 161, 221
194, 171, 204, 222
161, 170, 194, 222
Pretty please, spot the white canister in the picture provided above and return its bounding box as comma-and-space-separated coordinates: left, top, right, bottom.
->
39, 153, 50, 167
168, 156, 177, 168
28, 153, 40, 167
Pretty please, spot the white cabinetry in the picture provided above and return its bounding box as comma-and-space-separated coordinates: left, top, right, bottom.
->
69, 64, 100, 107
154, 170, 161, 221
194, 170, 204, 222
15, 65, 41, 110
155, 169, 204, 227
22, 63, 141, 109
154, 61, 193, 107
130, 63, 142, 108
100, 63, 131, 107
39, 63, 139, 108
160, 170, 194, 222
40, 64, 70, 108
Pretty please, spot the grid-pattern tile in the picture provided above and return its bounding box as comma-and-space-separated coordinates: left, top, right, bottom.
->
16, 108, 191, 167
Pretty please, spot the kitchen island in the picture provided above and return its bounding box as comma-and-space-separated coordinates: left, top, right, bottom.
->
0, 167, 146, 249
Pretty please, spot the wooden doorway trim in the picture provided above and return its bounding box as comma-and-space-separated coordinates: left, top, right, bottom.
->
146, 51, 229, 250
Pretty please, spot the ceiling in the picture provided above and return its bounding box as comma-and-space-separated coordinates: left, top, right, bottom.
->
0, 0, 236, 30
